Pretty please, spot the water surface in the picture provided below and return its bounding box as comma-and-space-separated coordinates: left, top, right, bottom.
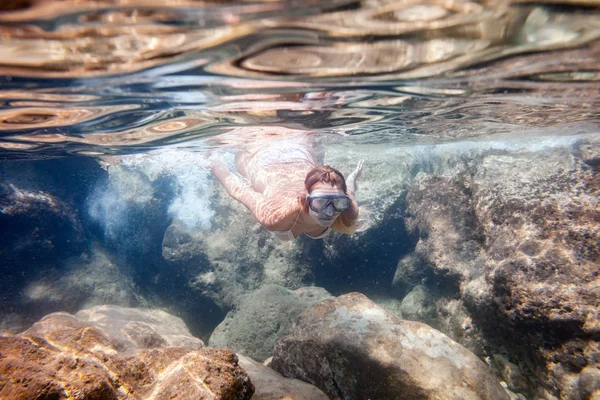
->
0, 0, 598, 159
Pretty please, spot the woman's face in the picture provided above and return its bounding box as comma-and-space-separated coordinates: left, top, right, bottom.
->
308, 182, 347, 227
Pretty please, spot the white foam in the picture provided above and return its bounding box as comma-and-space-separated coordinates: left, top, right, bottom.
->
120, 149, 226, 230
88, 148, 235, 234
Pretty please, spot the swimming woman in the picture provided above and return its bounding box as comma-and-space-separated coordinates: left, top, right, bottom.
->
210, 138, 363, 240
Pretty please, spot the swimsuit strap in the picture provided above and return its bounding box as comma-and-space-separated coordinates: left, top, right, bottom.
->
271, 201, 304, 241
305, 226, 332, 239
287, 204, 303, 234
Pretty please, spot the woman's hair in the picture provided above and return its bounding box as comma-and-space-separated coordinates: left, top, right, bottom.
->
300, 165, 357, 234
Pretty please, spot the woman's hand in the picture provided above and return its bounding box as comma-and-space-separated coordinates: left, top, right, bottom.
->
350, 159, 364, 180
346, 159, 364, 198
210, 161, 231, 181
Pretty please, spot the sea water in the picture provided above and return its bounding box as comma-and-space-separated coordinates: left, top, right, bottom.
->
0, 1, 598, 399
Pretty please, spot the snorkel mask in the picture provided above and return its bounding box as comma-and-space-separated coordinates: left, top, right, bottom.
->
307, 194, 351, 213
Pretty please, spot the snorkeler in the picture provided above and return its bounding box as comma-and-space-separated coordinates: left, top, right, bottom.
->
210, 139, 363, 240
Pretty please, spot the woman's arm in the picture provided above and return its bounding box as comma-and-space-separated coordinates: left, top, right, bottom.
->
334, 160, 363, 233
212, 161, 260, 209
345, 159, 364, 199
211, 162, 299, 230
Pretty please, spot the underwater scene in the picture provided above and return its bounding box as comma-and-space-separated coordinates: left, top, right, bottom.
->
0, 0, 599, 399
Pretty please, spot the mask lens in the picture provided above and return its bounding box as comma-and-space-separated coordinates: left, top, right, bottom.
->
310, 198, 329, 212
332, 197, 350, 211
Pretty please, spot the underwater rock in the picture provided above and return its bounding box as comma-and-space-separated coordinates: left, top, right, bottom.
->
237, 354, 329, 400
474, 149, 599, 398
162, 188, 314, 309
0, 156, 104, 271
0, 313, 27, 335
490, 354, 531, 395
403, 146, 600, 398
209, 284, 332, 361
473, 149, 598, 327
0, 311, 253, 400
75, 304, 204, 350
0, 181, 85, 257
575, 365, 600, 400
434, 298, 482, 358
399, 284, 439, 328
21, 244, 145, 317
0, 181, 85, 283
405, 168, 486, 306
88, 164, 174, 266
575, 136, 600, 166
368, 294, 404, 319
391, 252, 429, 298
271, 292, 509, 400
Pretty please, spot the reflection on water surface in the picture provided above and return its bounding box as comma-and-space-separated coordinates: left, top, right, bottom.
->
0, 0, 598, 158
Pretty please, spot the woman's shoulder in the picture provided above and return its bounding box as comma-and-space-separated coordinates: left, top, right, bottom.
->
255, 192, 303, 231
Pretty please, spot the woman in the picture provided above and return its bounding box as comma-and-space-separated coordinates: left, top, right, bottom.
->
211, 139, 363, 240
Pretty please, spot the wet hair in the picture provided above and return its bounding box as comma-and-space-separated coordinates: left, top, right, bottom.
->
300, 165, 357, 234
304, 165, 347, 193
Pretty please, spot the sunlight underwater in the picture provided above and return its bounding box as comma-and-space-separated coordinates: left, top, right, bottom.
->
0, 1, 599, 400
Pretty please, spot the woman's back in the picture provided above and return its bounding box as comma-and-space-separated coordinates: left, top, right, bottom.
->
240, 141, 318, 196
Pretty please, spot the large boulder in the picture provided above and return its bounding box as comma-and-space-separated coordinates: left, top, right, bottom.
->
474, 148, 599, 398
403, 143, 600, 398
271, 292, 509, 400
75, 304, 205, 350
0, 182, 85, 264
0, 180, 86, 311
0, 156, 104, 269
209, 284, 332, 361
0, 310, 253, 400
405, 168, 486, 303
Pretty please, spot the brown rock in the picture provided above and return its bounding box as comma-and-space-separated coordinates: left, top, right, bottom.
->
0, 311, 253, 400
75, 304, 205, 350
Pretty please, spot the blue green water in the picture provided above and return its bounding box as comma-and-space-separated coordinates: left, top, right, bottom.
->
0, 2, 599, 399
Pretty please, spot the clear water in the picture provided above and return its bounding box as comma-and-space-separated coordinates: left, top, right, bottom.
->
0, 1, 599, 399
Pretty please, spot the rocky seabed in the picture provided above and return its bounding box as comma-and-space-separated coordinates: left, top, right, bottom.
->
1, 136, 599, 399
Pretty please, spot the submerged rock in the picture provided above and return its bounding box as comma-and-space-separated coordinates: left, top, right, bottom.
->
209, 284, 332, 361
0, 181, 86, 308
162, 186, 314, 309
75, 304, 204, 350
0, 308, 253, 400
403, 144, 600, 398
22, 245, 145, 316
237, 354, 329, 400
0, 157, 101, 274
88, 164, 174, 266
271, 292, 509, 400
399, 284, 439, 327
